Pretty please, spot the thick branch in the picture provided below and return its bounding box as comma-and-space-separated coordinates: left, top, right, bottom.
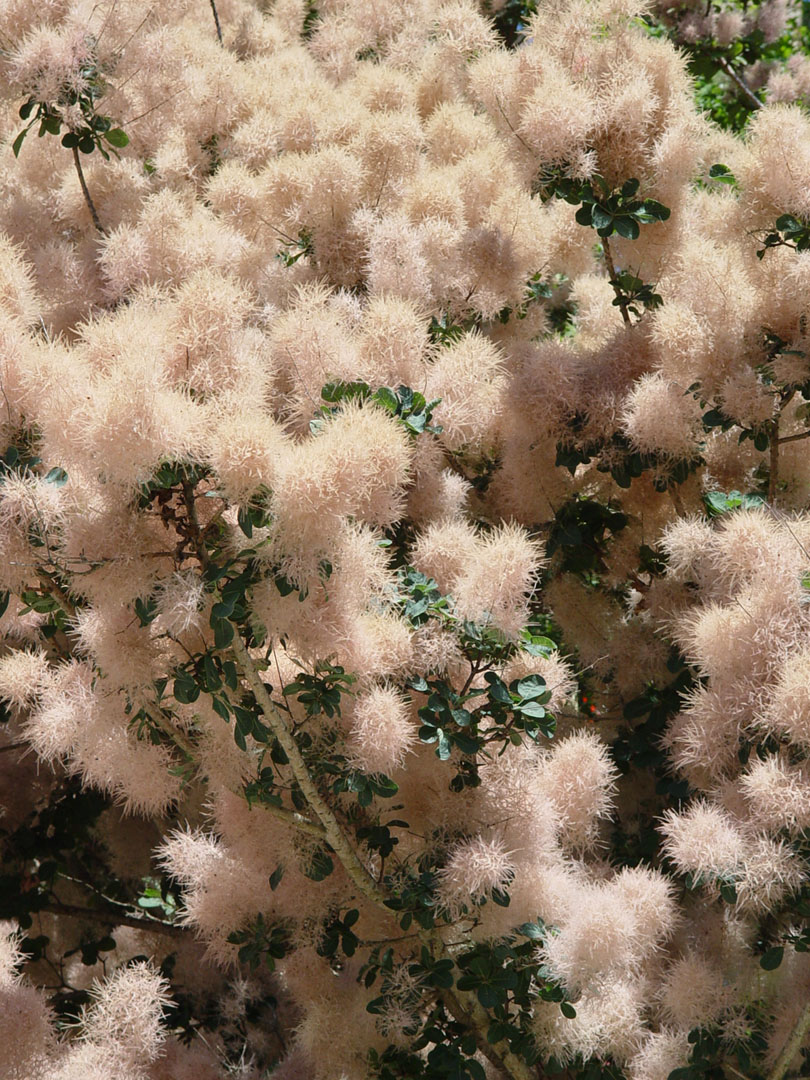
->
183, 485, 538, 1080
767, 1000, 810, 1080
440, 980, 538, 1080
230, 633, 389, 908
138, 699, 326, 839
41, 900, 187, 939
71, 146, 106, 235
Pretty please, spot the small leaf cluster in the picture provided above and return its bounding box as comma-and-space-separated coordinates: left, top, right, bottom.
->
283, 662, 356, 718
555, 421, 700, 493
137, 877, 180, 921
758, 213, 810, 259
315, 380, 443, 437
699, 400, 772, 451
382, 853, 443, 932
496, 272, 574, 332
389, 567, 453, 625
365, 922, 578, 1077
317, 907, 360, 959
609, 271, 663, 320
668, 1018, 769, 1080
428, 312, 468, 347
411, 670, 554, 767
611, 659, 695, 854
276, 227, 313, 266
226, 913, 290, 972
702, 489, 765, 517
136, 459, 212, 511
13, 46, 128, 160
544, 175, 671, 239
369, 1020, 488, 1080
706, 163, 737, 188
547, 495, 628, 575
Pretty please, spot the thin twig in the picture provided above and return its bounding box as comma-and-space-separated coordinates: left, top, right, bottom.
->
769, 420, 780, 504
717, 55, 763, 110
778, 428, 810, 445
209, 0, 223, 42
602, 236, 630, 326
0, 741, 26, 754
669, 485, 686, 517
72, 146, 106, 235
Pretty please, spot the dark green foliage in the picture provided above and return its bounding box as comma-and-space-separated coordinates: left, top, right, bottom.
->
226, 913, 290, 971
317, 908, 360, 959
490, 0, 538, 48
757, 213, 810, 260
541, 175, 670, 240
276, 227, 313, 266
314, 380, 443, 438
707, 163, 738, 187
668, 1019, 769, 1080
555, 420, 701, 493
428, 312, 468, 346
608, 271, 663, 320
547, 496, 628, 574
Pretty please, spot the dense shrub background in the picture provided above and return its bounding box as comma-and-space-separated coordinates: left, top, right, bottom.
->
2, 1, 810, 1078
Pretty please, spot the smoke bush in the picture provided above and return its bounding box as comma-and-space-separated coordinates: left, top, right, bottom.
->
1, 1, 810, 1079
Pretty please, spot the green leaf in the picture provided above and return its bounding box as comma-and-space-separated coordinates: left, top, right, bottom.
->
211, 695, 231, 720
453, 732, 481, 755
373, 386, 398, 413
708, 163, 736, 184
484, 672, 512, 704
105, 127, 129, 148
237, 506, 253, 537
44, 467, 68, 487
11, 129, 28, 158
520, 632, 555, 658
613, 215, 640, 239
436, 729, 452, 760
516, 700, 547, 719
638, 199, 671, 222
560, 1001, 577, 1019
516, 675, 547, 700
518, 921, 545, 940
591, 205, 613, 232
173, 674, 200, 704
760, 945, 784, 970
269, 865, 283, 890
61, 132, 80, 149
321, 380, 370, 404
213, 617, 235, 650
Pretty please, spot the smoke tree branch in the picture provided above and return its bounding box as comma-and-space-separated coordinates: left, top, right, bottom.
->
72, 146, 106, 234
